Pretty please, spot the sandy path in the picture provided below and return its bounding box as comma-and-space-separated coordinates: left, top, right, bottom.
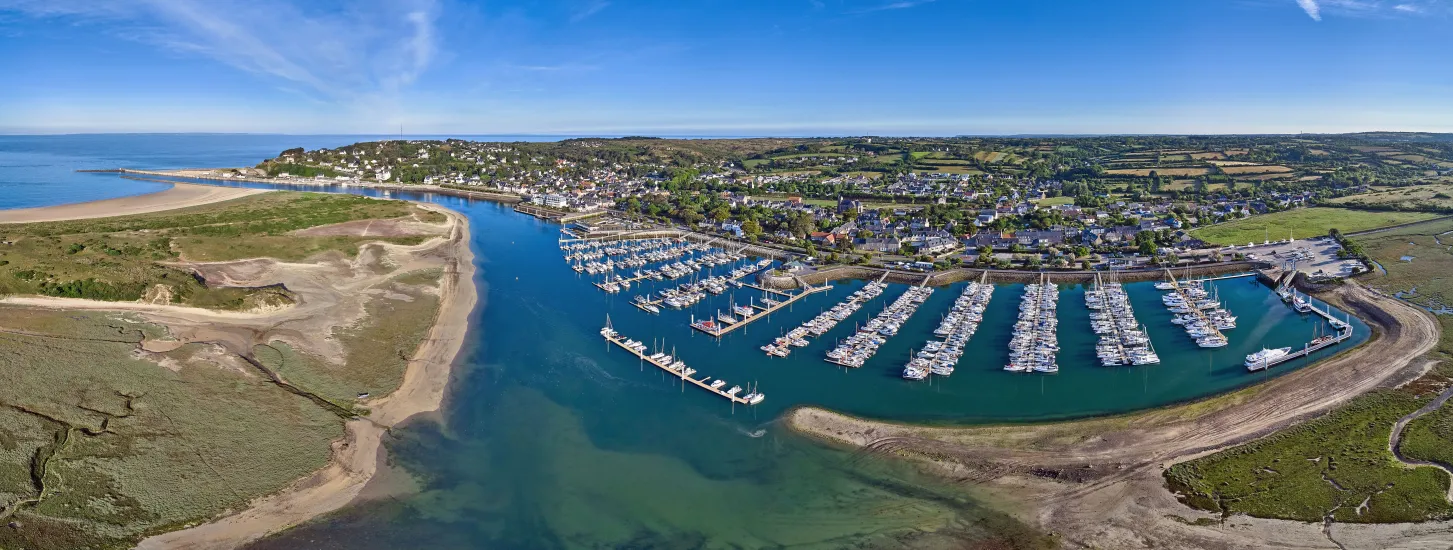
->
788, 282, 1452, 549
0, 182, 268, 223
132, 206, 476, 550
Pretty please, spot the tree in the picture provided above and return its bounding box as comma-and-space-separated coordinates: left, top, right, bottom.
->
742, 219, 763, 238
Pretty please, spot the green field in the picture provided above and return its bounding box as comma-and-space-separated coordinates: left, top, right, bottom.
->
1031, 196, 1075, 207
1189, 207, 1440, 245
1330, 183, 1453, 213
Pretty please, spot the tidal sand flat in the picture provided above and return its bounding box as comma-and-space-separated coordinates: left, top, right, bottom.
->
0, 181, 268, 224
0, 192, 475, 550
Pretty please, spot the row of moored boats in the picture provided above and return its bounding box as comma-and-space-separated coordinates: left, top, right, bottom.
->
903, 279, 993, 380
762, 279, 888, 358
825, 286, 933, 368
1159, 281, 1234, 348
1087, 279, 1159, 366
601, 324, 764, 404
1006, 281, 1059, 373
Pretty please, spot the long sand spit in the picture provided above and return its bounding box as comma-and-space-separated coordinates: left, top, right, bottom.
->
0, 182, 269, 223
788, 283, 1453, 549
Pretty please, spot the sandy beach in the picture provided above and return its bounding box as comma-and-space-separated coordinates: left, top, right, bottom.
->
0, 181, 268, 223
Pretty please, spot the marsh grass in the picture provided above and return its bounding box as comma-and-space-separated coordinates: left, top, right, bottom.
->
0, 310, 342, 549
1166, 390, 1453, 523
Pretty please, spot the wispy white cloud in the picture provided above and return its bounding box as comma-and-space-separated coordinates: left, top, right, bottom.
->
849, 0, 937, 15
1297, 0, 1322, 19
0, 0, 440, 100
1292, 0, 1447, 19
570, 0, 611, 22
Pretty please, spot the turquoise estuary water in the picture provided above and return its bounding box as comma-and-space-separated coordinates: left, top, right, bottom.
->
0, 136, 1369, 549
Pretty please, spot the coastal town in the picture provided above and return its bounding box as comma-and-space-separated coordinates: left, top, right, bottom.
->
226, 134, 1453, 279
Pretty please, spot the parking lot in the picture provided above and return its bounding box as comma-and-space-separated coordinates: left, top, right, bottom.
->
1228, 237, 1365, 279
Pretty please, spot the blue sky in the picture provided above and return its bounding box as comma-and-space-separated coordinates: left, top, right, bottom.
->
1, 0, 1450, 135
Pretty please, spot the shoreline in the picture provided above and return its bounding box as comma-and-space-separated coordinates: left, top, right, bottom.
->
131, 205, 478, 549
108, 168, 525, 204
0, 181, 269, 223
785, 282, 1449, 548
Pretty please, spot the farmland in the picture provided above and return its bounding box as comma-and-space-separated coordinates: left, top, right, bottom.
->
1105, 167, 1210, 177
1188, 207, 1440, 245
1330, 183, 1453, 213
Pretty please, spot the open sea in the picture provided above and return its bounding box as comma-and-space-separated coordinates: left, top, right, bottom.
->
0, 134, 1369, 548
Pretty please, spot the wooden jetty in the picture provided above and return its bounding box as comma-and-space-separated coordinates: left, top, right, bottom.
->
601, 326, 763, 405
691, 284, 833, 338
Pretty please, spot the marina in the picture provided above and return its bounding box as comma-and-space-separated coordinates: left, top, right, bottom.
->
902, 272, 994, 380
1246, 287, 1355, 371
825, 282, 935, 368
1087, 272, 1159, 366
601, 319, 765, 405
1160, 269, 1236, 348
1005, 274, 1060, 373
631, 258, 774, 313
691, 282, 834, 337
762, 274, 889, 358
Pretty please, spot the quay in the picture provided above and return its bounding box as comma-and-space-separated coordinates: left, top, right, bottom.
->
1249, 294, 1355, 371
601, 324, 763, 405
692, 283, 833, 337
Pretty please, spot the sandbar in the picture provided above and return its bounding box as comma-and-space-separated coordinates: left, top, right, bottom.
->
0, 182, 268, 224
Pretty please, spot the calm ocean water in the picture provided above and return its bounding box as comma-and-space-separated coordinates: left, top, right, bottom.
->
1, 135, 1368, 548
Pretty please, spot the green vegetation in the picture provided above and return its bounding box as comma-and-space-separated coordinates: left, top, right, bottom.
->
1166, 390, 1453, 523
0, 308, 341, 550
1331, 183, 1453, 213
1402, 396, 1453, 469
1358, 217, 1453, 313
1188, 207, 1439, 245
0, 193, 426, 308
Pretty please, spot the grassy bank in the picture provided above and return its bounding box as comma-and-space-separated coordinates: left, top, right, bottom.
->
254, 269, 444, 408
0, 193, 427, 308
1188, 207, 1439, 246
